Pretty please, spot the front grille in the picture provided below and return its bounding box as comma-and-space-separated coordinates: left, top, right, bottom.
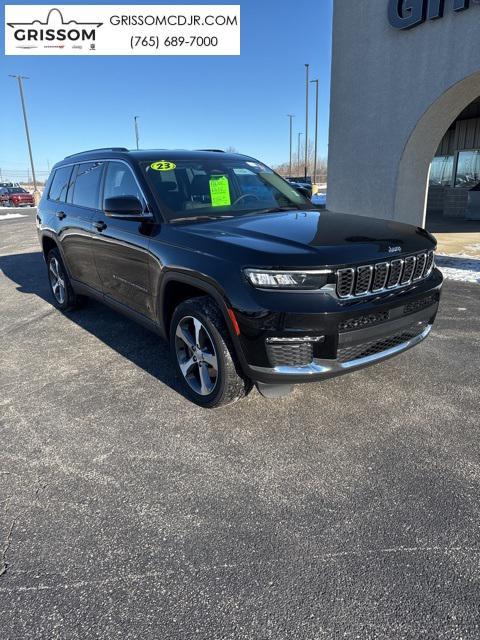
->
266, 342, 313, 368
338, 310, 390, 332
336, 251, 434, 299
336, 323, 428, 363
403, 293, 438, 316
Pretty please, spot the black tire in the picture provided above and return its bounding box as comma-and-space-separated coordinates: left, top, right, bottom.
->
169, 296, 252, 408
46, 248, 86, 311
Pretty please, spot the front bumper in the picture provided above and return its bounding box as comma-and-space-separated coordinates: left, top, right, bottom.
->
234, 268, 443, 384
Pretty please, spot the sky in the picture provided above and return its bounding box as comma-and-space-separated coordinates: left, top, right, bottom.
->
0, 1, 333, 180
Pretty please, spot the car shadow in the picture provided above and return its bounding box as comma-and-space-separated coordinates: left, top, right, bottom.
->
0, 250, 183, 396
436, 254, 480, 272
426, 212, 480, 233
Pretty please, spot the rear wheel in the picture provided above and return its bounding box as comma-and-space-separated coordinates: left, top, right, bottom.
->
170, 296, 252, 408
46, 248, 86, 311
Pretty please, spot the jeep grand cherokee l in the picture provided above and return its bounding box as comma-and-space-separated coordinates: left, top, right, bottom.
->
37, 148, 443, 407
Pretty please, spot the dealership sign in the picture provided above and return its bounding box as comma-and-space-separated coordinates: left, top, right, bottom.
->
4, 5, 240, 55
388, 0, 479, 30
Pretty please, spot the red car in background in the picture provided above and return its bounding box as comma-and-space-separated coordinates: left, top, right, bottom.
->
0, 186, 35, 207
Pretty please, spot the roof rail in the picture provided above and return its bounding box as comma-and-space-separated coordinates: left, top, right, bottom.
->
196, 148, 225, 153
64, 147, 129, 159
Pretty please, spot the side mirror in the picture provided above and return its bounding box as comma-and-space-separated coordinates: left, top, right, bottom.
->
295, 186, 311, 199
104, 196, 144, 218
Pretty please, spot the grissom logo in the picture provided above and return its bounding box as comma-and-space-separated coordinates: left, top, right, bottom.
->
7, 8, 103, 48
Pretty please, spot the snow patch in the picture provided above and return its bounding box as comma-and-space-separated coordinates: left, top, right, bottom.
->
436, 254, 480, 284
0, 213, 28, 221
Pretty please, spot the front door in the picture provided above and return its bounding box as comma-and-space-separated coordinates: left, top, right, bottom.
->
91, 161, 155, 319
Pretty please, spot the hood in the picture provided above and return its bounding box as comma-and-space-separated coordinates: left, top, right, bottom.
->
169, 210, 436, 268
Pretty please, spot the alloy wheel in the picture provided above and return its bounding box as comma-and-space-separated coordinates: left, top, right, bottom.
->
175, 315, 219, 396
48, 256, 66, 305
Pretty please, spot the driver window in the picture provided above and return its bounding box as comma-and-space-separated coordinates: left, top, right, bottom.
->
103, 162, 144, 208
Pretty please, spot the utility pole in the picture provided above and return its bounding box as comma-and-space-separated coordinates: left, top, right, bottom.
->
297, 132, 303, 176
287, 114, 294, 178
134, 116, 140, 150
310, 79, 319, 185
9, 75, 39, 200
304, 63, 310, 180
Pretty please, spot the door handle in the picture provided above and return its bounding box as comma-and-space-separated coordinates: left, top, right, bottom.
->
93, 221, 107, 232
56, 211, 66, 220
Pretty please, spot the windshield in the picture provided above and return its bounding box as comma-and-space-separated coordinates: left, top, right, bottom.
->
9, 188, 27, 194
141, 157, 313, 222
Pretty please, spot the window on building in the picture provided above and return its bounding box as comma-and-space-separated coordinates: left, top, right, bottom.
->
48, 166, 73, 202
429, 156, 454, 187
71, 162, 104, 209
455, 150, 480, 189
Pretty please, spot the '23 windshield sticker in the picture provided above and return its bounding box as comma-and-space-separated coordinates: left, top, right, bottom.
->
150, 161, 176, 171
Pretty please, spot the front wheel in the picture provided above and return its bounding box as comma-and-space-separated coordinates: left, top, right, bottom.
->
170, 296, 252, 408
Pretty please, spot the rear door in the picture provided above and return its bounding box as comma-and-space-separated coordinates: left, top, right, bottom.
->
91, 160, 155, 319
59, 161, 104, 292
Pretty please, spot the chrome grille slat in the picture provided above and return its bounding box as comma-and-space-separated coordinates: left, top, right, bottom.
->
336, 268, 355, 298
335, 251, 434, 299
400, 255, 416, 284
413, 253, 427, 280
355, 265, 374, 296
387, 259, 403, 288
424, 251, 434, 276
372, 262, 389, 292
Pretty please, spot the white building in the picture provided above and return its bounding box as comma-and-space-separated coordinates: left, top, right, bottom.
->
327, 0, 480, 227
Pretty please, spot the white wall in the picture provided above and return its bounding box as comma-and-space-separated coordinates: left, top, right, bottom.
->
327, 0, 480, 226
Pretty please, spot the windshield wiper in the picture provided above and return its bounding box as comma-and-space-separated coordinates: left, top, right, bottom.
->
244, 206, 304, 215
170, 215, 235, 224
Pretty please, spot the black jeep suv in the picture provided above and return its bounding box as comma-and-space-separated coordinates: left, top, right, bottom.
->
37, 148, 443, 407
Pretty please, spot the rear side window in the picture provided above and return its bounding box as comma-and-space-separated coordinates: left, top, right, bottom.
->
48, 166, 73, 203
71, 162, 104, 209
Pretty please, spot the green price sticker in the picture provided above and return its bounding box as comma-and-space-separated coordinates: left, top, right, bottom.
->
209, 175, 231, 207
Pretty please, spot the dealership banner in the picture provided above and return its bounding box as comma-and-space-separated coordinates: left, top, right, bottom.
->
4, 5, 240, 55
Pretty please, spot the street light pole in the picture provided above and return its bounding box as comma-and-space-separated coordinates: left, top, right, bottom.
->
304, 63, 310, 180
287, 114, 294, 178
9, 75, 38, 198
134, 116, 140, 150
310, 79, 319, 186
297, 132, 303, 176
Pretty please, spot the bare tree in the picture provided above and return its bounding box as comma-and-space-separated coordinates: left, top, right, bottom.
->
273, 142, 327, 184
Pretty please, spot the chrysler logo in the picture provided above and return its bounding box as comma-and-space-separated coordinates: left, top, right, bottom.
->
7, 8, 102, 47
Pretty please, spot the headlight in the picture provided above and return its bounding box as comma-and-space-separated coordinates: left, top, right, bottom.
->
244, 269, 330, 290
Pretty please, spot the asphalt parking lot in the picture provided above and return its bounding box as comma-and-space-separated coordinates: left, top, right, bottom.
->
1, 209, 479, 639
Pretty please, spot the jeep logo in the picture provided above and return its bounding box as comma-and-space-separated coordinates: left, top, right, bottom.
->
388, 0, 476, 31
